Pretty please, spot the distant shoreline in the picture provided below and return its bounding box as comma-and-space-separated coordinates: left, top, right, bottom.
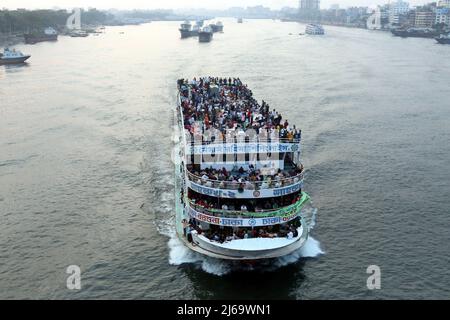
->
280, 18, 373, 31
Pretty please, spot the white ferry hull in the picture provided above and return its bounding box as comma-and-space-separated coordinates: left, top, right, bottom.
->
179, 227, 308, 261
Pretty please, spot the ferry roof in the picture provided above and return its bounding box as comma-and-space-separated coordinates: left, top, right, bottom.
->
178, 77, 301, 140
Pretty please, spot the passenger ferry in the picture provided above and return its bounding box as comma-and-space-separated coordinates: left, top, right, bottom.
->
305, 24, 325, 35
175, 77, 311, 260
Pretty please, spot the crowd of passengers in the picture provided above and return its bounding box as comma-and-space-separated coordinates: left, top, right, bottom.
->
185, 217, 302, 244
178, 77, 302, 142
188, 190, 303, 213
187, 163, 304, 190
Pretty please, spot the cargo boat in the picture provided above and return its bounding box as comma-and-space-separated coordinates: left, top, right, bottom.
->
24, 27, 58, 44
391, 27, 440, 38
179, 21, 193, 39
198, 26, 213, 43
210, 21, 224, 33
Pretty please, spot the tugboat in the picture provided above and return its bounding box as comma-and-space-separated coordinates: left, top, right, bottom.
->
435, 33, 450, 44
179, 20, 193, 39
175, 77, 311, 260
305, 24, 325, 35
24, 27, 58, 44
198, 26, 213, 43
0, 48, 31, 65
391, 27, 439, 38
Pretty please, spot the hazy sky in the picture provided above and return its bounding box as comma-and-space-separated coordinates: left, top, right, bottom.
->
0, 0, 431, 10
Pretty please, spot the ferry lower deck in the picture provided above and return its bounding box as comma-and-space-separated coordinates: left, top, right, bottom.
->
179, 226, 308, 260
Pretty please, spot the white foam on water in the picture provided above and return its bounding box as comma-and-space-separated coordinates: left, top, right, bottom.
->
199, 258, 231, 276
274, 236, 324, 268
164, 205, 324, 276
168, 234, 200, 265
167, 232, 324, 276
167, 234, 232, 275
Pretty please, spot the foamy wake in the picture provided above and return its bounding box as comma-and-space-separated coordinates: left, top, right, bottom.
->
164, 203, 324, 275
163, 134, 323, 275
168, 234, 232, 276
167, 233, 324, 276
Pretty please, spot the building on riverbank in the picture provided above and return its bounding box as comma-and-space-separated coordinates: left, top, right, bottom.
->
415, 8, 436, 28
298, 0, 321, 21
389, 1, 410, 25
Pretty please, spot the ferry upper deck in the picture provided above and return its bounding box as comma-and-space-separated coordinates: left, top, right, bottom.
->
177, 77, 304, 194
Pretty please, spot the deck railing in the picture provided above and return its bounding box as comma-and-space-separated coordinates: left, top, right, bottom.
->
187, 192, 310, 218
186, 170, 303, 190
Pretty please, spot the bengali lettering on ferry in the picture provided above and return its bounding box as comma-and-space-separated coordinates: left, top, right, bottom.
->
187, 142, 301, 155
188, 205, 301, 227
187, 179, 304, 199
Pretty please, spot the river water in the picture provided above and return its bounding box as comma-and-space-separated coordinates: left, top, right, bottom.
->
1, 19, 449, 299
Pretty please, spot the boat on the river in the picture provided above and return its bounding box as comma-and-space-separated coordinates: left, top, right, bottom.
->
24, 27, 58, 44
305, 24, 325, 35
198, 26, 213, 42
0, 48, 31, 65
435, 33, 450, 44
210, 21, 224, 33
391, 27, 439, 38
179, 21, 193, 39
175, 77, 310, 260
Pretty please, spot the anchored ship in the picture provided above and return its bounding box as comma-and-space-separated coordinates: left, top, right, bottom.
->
179, 20, 206, 38
210, 21, 224, 33
175, 77, 311, 260
198, 26, 213, 43
391, 27, 439, 38
24, 27, 58, 44
305, 24, 325, 35
179, 21, 193, 39
0, 48, 31, 65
